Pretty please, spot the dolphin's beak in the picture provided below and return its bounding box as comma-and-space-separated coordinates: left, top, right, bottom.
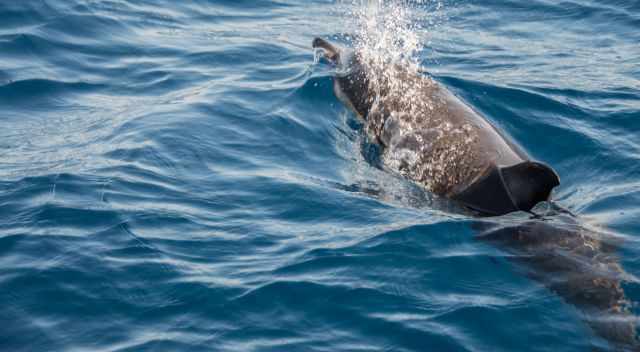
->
313, 37, 340, 64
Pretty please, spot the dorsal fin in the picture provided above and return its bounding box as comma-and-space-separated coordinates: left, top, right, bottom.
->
501, 161, 560, 212
452, 161, 560, 216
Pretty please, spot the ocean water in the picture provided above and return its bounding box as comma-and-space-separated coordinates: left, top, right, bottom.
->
1, 0, 639, 351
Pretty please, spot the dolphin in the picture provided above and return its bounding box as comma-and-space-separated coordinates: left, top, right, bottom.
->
313, 37, 638, 349
312, 37, 559, 216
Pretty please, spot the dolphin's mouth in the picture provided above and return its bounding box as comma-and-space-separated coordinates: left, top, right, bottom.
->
312, 37, 340, 64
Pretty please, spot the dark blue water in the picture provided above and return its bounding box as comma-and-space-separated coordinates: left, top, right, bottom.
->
1, 1, 639, 351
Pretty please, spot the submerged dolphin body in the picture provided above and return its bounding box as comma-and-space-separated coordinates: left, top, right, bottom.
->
478, 216, 638, 350
313, 37, 559, 216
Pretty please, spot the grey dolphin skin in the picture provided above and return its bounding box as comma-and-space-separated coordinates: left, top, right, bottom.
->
313, 37, 559, 216
313, 37, 638, 349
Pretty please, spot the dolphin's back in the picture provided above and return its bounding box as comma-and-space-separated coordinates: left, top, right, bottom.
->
370, 69, 558, 215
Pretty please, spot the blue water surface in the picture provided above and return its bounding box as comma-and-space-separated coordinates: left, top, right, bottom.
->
1, 1, 639, 351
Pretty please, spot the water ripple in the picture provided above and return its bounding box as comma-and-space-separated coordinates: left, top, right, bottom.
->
0, 0, 638, 351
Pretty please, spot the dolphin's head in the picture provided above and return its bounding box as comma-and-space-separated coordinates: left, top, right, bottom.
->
312, 37, 341, 65
313, 37, 371, 118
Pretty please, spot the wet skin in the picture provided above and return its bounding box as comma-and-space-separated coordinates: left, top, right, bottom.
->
313, 37, 559, 217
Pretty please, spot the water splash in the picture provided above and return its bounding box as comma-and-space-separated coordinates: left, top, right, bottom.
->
335, 1, 480, 195
351, 1, 437, 121
333, 0, 448, 111
351, 1, 436, 67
